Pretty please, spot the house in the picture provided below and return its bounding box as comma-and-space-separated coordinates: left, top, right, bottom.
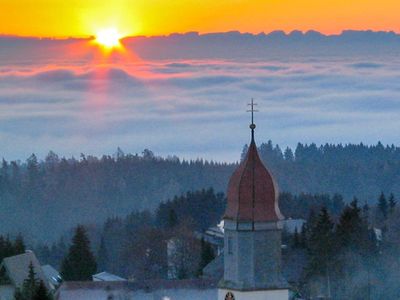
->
0, 251, 50, 300
200, 222, 224, 255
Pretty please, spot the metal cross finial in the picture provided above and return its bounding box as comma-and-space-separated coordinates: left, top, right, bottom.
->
247, 98, 258, 141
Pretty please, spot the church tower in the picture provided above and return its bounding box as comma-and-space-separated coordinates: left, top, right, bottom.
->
218, 101, 289, 300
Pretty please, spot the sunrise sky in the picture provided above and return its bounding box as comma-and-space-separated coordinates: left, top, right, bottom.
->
1, 0, 400, 37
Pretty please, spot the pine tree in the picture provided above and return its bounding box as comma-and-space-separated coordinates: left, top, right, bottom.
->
300, 223, 308, 248
197, 238, 215, 276
61, 225, 97, 281
33, 281, 52, 300
362, 202, 370, 223
284, 147, 294, 162
336, 198, 367, 251
13, 288, 24, 300
388, 193, 396, 215
21, 262, 38, 300
4, 236, 14, 258
167, 209, 178, 229
96, 236, 108, 272
377, 192, 388, 222
307, 207, 335, 278
14, 234, 26, 254
335, 198, 375, 299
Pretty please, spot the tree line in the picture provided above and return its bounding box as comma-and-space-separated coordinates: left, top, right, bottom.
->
1, 141, 400, 241
256, 141, 400, 200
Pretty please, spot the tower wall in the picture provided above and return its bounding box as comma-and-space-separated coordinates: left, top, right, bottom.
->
218, 288, 289, 300
220, 221, 287, 291
219, 123, 289, 300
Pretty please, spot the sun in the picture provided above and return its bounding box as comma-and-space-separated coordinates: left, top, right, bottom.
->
95, 28, 122, 49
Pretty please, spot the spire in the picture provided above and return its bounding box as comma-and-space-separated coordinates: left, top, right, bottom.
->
247, 98, 258, 142
224, 101, 284, 224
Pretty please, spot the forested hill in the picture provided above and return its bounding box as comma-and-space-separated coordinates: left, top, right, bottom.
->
1, 142, 400, 241
254, 141, 400, 200
0, 149, 234, 242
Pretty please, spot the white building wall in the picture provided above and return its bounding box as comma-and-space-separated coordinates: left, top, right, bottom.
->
218, 288, 289, 300
0, 285, 15, 300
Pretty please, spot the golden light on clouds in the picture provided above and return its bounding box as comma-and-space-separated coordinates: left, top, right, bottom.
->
95, 28, 123, 49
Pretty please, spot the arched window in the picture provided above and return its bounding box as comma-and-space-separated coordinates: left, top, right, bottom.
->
225, 291, 235, 300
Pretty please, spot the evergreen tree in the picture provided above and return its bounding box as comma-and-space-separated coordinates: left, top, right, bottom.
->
284, 147, 294, 162
14, 234, 26, 254
388, 193, 396, 215
336, 199, 368, 251
13, 288, 24, 300
3, 236, 14, 258
300, 223, 308, 248
96, 236, 108, 272
61, 225, 97, 281
197, 238, 215, 276
307, 208, 335, 280
33, 281, 52, 300
362, 202, 370, 223
334, 199, 376, 299
167, 209, 178, 229
377, 192, 388, 222
20, 262, 38, 300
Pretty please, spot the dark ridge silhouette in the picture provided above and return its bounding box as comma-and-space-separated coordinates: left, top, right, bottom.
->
1, 141, 400, 241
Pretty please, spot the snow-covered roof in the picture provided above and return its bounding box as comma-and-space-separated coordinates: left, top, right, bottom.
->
92, 271, 126, 282
42, 264, 62, 288
281, 218, 306, 233
1, 251, 49, 289
56, 279, 218, 300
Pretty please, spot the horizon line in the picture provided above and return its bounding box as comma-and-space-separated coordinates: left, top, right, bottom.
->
1, 28, 400, 40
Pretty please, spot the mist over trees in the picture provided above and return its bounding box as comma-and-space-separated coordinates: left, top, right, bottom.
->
0, 150, 233, 241
35, 189, 222, 280
29, 188, 400, 299
291, 193, 400, 299
254, 141, 400, 199
1, 141, 400, 241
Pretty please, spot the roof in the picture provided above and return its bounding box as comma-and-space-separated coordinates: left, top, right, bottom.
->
58, 278, 218, 291
56, 279, 218, 300
1, 251, 49, 289
205, 226, 224, 239
42, 264, 62, 287
202, 254, 224, 280
92, 271, 126, 281
281, 218, 306, 233
224, 138, 284, 223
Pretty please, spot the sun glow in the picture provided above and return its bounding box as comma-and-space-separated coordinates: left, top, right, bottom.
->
95, 28, 122, 49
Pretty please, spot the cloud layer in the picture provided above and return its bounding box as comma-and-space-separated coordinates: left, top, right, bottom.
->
1, 37, 400, 162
